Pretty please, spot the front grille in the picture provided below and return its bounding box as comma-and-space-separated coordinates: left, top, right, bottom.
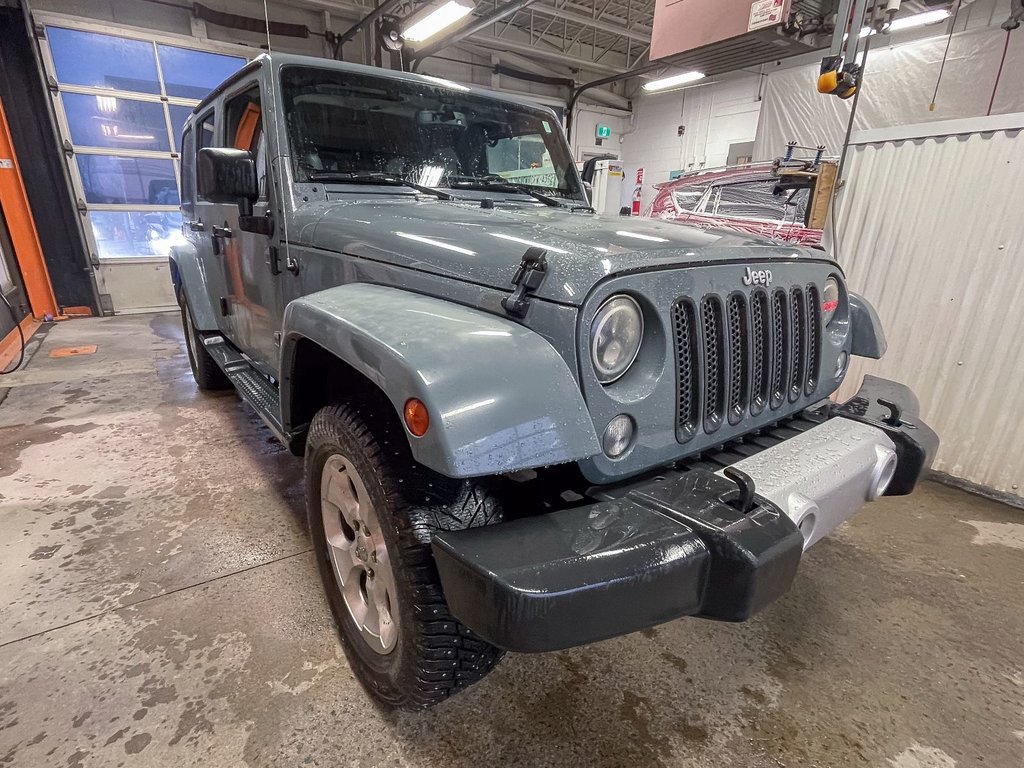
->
673, 285, 822, 443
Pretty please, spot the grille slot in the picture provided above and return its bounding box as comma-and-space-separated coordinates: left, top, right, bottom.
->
671, 299, 700, 442
726, 293, 748, 425
805, 284, 821, 394
750, 290, 770, 415
770, 289, 789, 409
700, 296, 726, 433
789, 288, 806, 402
674, 281, 824, 441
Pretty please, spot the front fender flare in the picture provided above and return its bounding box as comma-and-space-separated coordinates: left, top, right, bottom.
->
849, 292, 887, 359
280, 283, 601, 478
168, 244, 219, 331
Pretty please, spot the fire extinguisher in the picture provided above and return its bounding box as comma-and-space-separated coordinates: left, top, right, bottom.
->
631, 168, 644, 216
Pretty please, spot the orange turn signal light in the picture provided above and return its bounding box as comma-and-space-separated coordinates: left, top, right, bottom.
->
404, 398, 430, 437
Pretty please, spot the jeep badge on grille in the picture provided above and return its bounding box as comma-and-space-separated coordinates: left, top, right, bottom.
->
743, 267, 773, 286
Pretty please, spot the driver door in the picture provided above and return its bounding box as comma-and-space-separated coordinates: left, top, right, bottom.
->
214, 82, 281, 374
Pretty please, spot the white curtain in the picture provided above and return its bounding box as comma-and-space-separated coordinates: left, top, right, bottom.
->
754, 25, 1024, 160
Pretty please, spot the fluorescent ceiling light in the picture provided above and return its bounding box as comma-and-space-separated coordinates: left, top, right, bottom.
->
887, 8, 951, 31
852, 8, 951, 38
403, 0, 475, 43
642, 71, 705, 92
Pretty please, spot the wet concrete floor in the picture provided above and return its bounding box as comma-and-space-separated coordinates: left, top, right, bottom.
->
0, 314, 1022, 767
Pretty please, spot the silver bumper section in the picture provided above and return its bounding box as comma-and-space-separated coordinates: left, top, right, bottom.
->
718, 417, 898, 550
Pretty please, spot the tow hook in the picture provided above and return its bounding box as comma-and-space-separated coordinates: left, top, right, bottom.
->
723, 466, 757, 515
877, 398, 903, 427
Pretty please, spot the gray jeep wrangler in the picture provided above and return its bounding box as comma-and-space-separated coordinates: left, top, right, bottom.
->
169, 53, 937, 711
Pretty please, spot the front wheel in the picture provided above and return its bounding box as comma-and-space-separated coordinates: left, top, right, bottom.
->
178, 293, 231, 391
305, 401, 505, 710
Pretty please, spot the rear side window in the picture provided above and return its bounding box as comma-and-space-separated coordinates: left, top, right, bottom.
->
195, 110, 215, 201
197, 111, 215, 150
180, 126, 195, 217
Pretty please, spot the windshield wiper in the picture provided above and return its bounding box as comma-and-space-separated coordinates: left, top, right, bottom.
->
446, 177, 567, 208
306, 171, 455, 201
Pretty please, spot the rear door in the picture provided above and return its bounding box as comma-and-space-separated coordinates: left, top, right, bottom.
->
187, 108, 235, 338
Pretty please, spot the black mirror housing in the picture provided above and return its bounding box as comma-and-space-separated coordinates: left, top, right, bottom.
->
197, 147, 258, 210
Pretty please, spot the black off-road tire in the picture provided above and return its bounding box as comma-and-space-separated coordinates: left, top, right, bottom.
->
305, 400, 505, 710
178, 292, 231, 391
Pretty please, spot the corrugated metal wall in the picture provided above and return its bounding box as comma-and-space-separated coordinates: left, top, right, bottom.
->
829, 117, 1024, 504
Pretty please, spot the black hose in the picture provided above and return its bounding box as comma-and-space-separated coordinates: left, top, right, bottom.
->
0, 293, 25, 375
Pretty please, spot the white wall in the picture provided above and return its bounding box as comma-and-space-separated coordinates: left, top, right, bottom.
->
830, 116, 1024, 505
754, 23, 1024, 162
571, 107, 629, 162
619, 74, 762, 210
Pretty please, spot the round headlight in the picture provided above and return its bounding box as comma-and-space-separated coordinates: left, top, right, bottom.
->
591, 295, 643, 384
822, 277, 840, 326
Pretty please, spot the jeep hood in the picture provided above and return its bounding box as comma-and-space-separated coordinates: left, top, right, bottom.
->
299, 198, 833, 305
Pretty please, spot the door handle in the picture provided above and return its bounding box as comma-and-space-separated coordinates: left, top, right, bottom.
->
211, 225, 233, 239
188, 220, 205, 232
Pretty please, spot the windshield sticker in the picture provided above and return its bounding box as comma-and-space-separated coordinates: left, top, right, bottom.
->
542, 120, 552, 134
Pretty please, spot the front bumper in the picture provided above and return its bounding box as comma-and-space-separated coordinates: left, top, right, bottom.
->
432, 376, 938, 653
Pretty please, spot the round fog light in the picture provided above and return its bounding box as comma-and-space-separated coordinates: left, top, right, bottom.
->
602, 414, 635, 459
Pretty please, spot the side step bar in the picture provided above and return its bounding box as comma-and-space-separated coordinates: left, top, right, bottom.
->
202, 335, 287, 441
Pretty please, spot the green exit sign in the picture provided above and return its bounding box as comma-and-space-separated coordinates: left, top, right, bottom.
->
596, 124, 611, 139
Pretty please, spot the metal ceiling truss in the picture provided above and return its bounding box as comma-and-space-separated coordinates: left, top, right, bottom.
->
490, 0, 655, 71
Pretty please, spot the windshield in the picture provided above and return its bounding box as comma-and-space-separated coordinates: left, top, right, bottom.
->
280, 66, 582, 200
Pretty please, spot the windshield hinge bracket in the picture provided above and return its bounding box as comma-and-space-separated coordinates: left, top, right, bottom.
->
502, 247, 548, 318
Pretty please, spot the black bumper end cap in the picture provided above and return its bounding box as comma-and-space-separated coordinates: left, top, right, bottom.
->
833, 375, 939, 496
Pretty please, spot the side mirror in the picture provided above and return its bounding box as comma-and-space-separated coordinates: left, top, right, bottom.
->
197, 147, 258, 212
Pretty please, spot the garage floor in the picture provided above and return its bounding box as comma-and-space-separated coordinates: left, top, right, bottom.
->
0, 314, 1022, 768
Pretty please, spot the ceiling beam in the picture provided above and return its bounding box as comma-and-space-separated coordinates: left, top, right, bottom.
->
462, 34, 629, 75
426, 42, 631, 109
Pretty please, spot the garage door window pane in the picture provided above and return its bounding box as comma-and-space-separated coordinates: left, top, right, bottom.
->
168, 105, 194, 151
0, 242, 13, 293
62, 93, 170, 152
47, 27, 159, 94
158, 45, 245, 99
89, 211, 185, 260
76, 156, 179, 205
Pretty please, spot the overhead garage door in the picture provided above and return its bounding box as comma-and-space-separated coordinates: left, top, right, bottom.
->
36, 16, 247, 314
